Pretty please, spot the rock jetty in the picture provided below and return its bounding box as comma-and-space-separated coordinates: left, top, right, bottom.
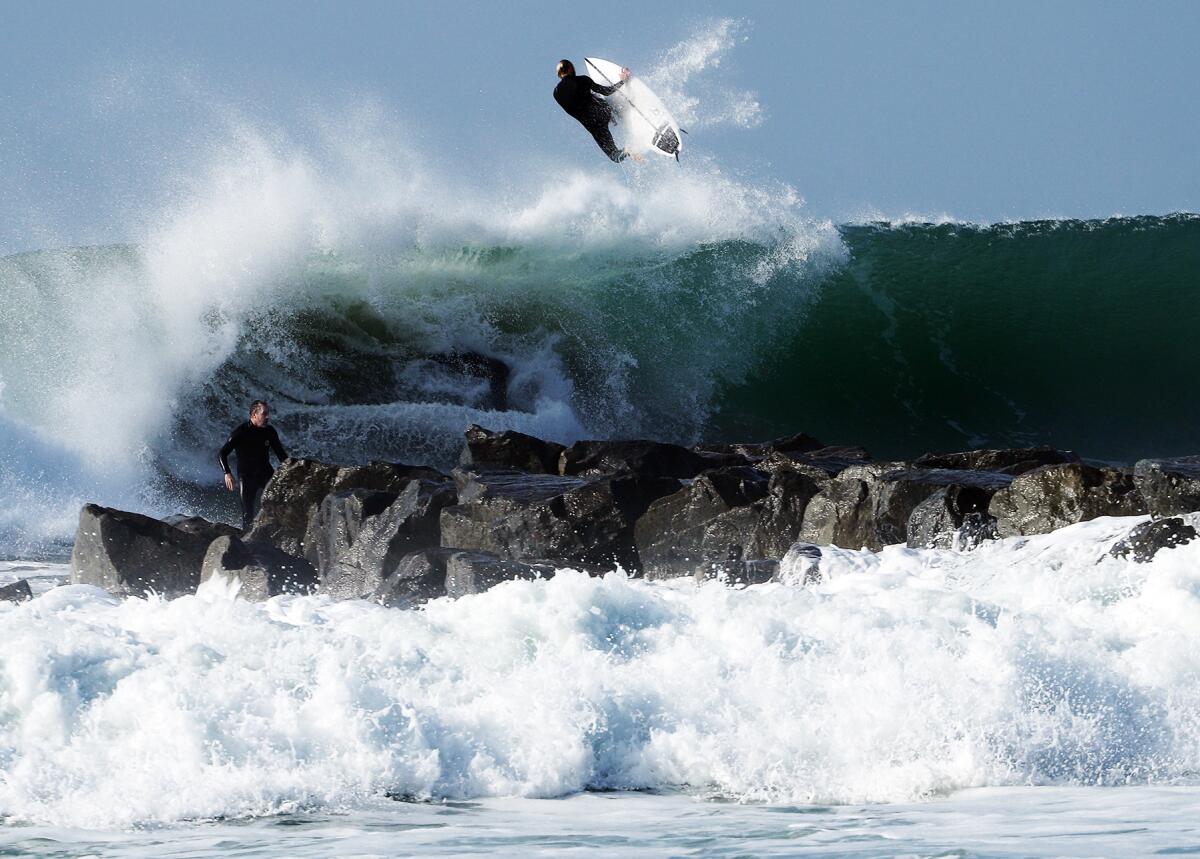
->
68, 425, 1200, 603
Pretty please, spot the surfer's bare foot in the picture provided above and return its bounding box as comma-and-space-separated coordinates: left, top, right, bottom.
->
630, 152, 645, 163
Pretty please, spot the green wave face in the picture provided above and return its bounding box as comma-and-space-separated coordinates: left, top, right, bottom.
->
714, 215, 1200, 461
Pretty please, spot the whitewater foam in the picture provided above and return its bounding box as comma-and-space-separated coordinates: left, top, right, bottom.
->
1, 518, 1197, 827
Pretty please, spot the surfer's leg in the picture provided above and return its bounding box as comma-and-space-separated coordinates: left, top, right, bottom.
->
587, 124, 627, 163
239, 476, 266, 531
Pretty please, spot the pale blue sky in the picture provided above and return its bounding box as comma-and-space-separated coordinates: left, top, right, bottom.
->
2, 0, 1198, 252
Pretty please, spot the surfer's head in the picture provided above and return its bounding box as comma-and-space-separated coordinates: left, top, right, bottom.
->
249, 400, 270, 427
556, 59, 575, 78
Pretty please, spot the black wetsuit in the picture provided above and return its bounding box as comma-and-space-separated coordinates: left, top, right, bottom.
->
554, 73, 627, 162
219, 422, 288, 531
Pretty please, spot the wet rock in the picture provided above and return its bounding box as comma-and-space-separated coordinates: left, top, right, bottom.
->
905, 472, 1014, 550
915, 445, 1080, 476
1133, 456, 1200, 518
695, 559, 779, 586
70, 504, 213, 597
635, 466, 770, 580
315, 479, 457, 600
0, 579, 33, 603
778, 542, 824, 585
762, 446, 873, 478
246, 458, 340, 557
696, 432, 826, 460
559, 439, 714, 479
162, 515, 241, 542
989, 463, 1147, 537
200, 535, 318, 601
444, 550, 561, 598
799, 465, 970, 550
458, 424, 566, 474
247, 458, 447, 562
373, 548, 459, 607
441, 469, 679, 573
1109, 517, 1197, 563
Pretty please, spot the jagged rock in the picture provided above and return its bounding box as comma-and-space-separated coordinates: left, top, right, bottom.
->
1133, 456, 1200, 518
697, 432, 825, 460
444, 550, 561, 598
458, 424, 566, 474
70, 504, 213, 597
695, 559, 779, 586
200, 535, 318, 600
315, 479, 457, 600
906, 473, 1014, 549
799, 465, 979, 550
989, 463, 1147, 537
637, 464, 825, 580
635, 466, 770, 579
441, 469, 680, 572
779, 542, 824, 585
373, 548, 459, 607
558, 439, 714, 479
247, 458, 447, 561
1109, 517, 1197, 563
915, 446, 1080, 476
246, 459, 340, 556
162, 515, 241, 542
762, 446, 873, 478
0, 579, 33, 603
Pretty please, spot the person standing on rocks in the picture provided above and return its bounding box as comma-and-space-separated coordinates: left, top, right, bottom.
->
219, 400, 289, 531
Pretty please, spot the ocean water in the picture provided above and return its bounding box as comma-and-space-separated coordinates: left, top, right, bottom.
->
2, 519, 1200, 854
2, 18, 1198, 856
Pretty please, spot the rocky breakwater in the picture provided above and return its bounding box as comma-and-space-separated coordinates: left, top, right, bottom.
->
68, 425, 1200, 603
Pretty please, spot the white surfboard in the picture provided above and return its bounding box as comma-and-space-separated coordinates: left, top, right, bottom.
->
584, 57, 683, 160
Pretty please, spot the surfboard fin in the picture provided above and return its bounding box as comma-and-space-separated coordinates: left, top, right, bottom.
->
680, 128, 689, 135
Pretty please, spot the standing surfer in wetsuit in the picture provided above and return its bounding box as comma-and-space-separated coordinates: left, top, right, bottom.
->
219, 400, 289, 531
554, 59, 644, 163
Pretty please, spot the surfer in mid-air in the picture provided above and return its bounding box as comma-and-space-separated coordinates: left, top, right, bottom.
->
554, 59, 644, 164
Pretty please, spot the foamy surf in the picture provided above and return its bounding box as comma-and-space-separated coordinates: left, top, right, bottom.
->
2, 517, 1197, 828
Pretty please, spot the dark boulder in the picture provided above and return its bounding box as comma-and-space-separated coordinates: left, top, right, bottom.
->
246, 458, 340, 557
799, 465, 973, 550
247, 458, 447, 562
0, 579, 33, 603
458, 424, 566, 474
162, 515, 241, 542
558, 439, 713, 479
905, 472, 1014, 550
1109, 517, 1197, 563
696, 432, 826, 460
635, 466, 770, 579
779, 542, 825, 586
373, 548, 458, 607
762, 446, 873, 479
315, 479, 457, 600
914, 445, 1079, 476
70, 504, 213, 597
989, 463, 1147, 537
637, 464, 825, 580
441, 469, 680, 573
1133, 456, 1200, 518
200, 535, 318, 600
444, 551, 561, 598
695, 559, 779, 586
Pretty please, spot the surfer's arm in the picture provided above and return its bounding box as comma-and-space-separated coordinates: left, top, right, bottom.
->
219, 425, 244, 476
268, 427, 288, 465
591, 79, 624, 96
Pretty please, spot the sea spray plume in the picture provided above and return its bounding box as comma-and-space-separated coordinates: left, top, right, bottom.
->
0, 88, 839, 553
646, 19, 764, 131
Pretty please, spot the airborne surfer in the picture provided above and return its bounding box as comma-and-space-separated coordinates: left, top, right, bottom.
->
554, 59, 644, 164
